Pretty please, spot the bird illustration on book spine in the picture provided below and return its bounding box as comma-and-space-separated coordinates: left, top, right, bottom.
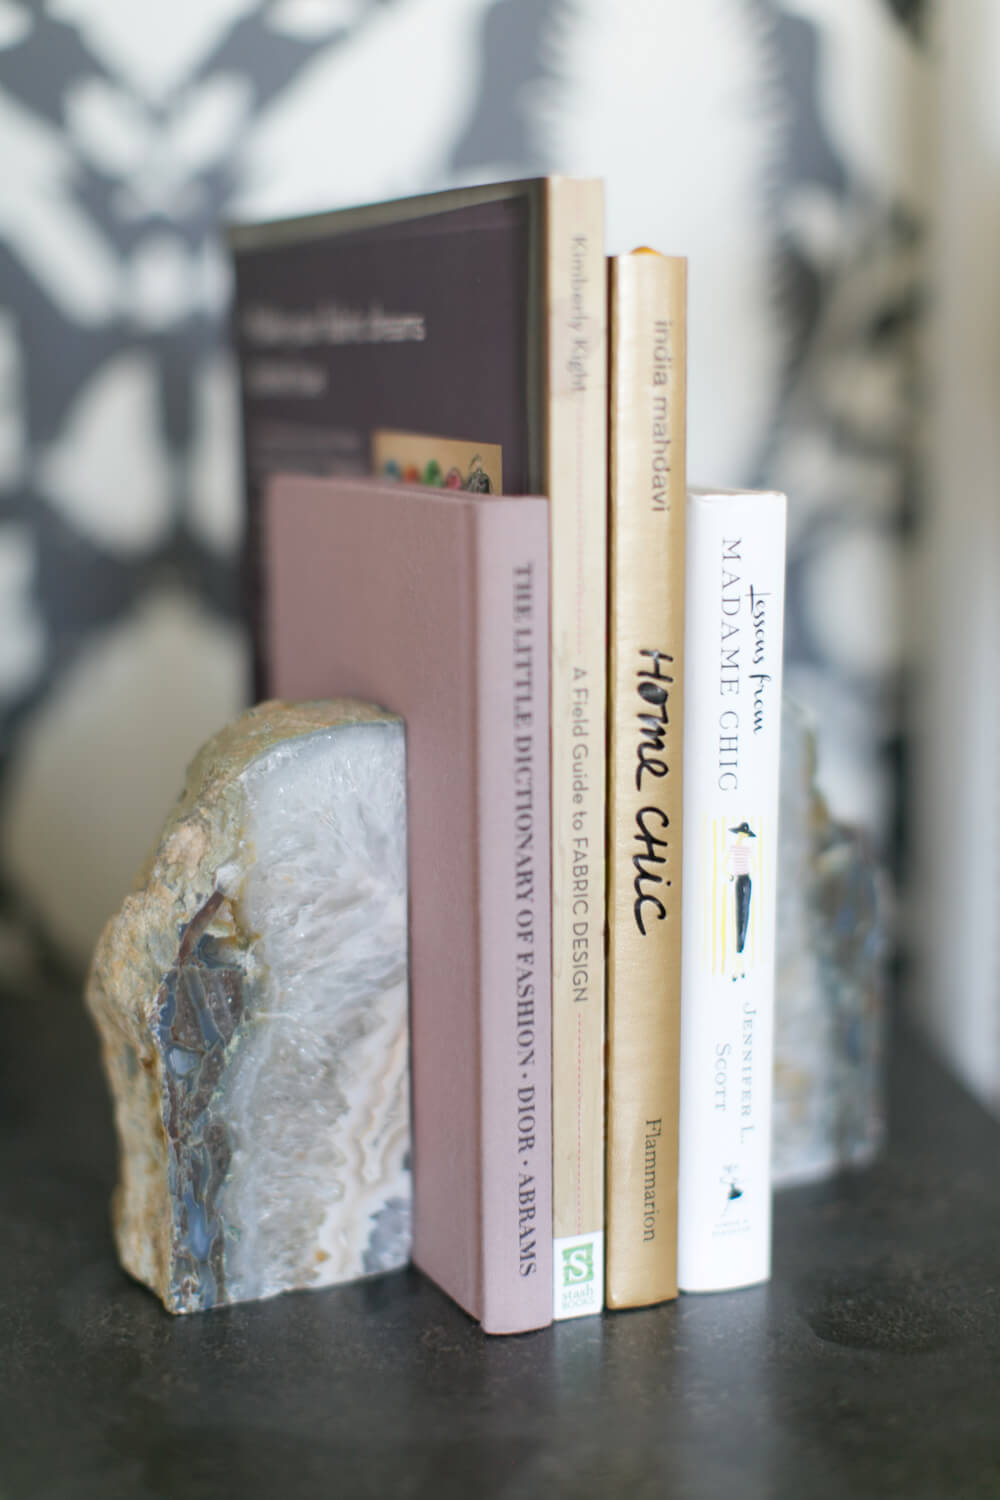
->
720, 1164, 744, 1213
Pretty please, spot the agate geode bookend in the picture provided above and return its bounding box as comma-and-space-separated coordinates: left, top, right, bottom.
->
85, 699, 410, 1313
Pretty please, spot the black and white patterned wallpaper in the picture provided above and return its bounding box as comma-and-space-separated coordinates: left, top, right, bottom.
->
0, 0, 929, 973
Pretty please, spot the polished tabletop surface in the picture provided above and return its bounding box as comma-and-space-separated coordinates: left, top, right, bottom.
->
3, 972, 999, 1499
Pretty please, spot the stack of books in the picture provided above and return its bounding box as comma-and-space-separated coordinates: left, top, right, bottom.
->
229, 178, 787, 1334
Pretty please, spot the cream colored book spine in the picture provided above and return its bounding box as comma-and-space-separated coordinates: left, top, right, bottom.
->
605, 252, 687, 1309
543, 178, 608, 1319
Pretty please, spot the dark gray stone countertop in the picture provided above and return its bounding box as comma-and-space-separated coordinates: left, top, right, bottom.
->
3, 975, 999, 1500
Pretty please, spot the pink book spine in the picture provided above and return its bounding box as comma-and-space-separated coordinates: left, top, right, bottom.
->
475, 501, 553, 1333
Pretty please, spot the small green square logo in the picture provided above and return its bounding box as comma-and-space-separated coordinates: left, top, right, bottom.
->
561, 1243, 594, 1288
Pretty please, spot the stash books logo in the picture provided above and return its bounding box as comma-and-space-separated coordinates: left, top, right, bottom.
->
561, 1242, 594, 1288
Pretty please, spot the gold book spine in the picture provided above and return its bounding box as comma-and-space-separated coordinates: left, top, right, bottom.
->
543, 179, 608, 1319
605, 251, 687, 1309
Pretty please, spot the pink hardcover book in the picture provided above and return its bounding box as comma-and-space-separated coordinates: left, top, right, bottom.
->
265, 474, 552, 1334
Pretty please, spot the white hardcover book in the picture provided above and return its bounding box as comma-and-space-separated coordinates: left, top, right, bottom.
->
677, 486, 787, 1293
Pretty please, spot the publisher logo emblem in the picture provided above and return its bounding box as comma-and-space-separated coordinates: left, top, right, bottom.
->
561, 1244, 594, 1288
554, 1232, 603, 1319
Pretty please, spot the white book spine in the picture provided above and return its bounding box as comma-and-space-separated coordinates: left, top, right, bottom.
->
677, 487, 787, 1292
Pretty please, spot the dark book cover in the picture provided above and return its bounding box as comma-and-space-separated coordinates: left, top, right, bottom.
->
230, 182, 546, 696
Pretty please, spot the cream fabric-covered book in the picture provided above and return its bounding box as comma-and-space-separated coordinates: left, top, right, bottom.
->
605, 250, 686, 1309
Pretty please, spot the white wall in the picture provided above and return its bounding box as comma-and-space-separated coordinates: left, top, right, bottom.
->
910, 0, 1000, 1105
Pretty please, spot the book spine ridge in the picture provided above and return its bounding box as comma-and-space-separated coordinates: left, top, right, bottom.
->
476, 503, 553, 1334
